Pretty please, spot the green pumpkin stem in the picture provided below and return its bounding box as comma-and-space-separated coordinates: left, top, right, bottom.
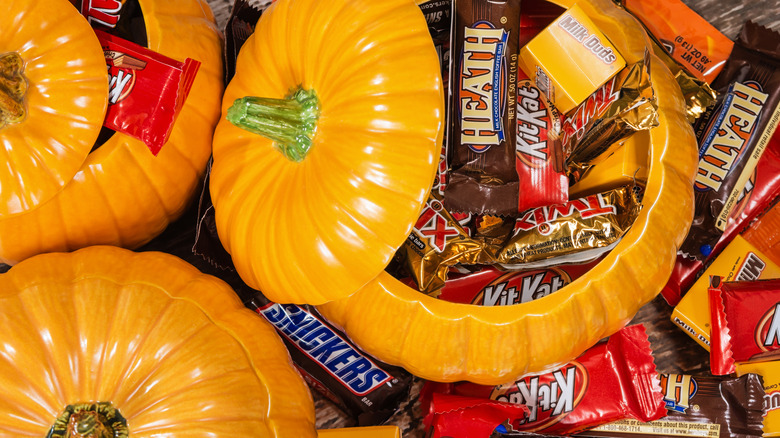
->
227, 86, 320, 162
47, 402, 129, 438
0, 52, 28, 129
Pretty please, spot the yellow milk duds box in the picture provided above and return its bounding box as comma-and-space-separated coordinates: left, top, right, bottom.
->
518, 3, 626, 114
671, 235, 780, 350
569, 130, 650, 197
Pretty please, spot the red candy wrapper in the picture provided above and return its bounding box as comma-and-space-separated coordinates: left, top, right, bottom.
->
515, 76, 567, 211
709, 277, 780, 375
438, 261, 600, 306
96, 30, 200, 155
424, 393, 531, 438
661, 128, 780, 306
423, 325, 665, 436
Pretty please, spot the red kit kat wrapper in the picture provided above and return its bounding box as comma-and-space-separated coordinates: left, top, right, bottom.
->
422, 325, 665, 436
709, 277, 780, 375
96, 30, 200, 155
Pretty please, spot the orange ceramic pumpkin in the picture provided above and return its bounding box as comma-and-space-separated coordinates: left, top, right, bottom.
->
210, 0, 444, 305
0, 246, 316, 437
319, 0, 699, 384
0, 0, 223, 266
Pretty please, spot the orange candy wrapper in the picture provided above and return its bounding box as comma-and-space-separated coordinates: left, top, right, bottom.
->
623, 0, 733, 84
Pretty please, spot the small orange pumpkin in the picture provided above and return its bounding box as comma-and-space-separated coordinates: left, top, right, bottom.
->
0, 246, 316, 437
0, 0, 223, 265
0, 0, 108, 218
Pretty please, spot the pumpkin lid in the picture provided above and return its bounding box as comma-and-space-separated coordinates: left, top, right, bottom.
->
0, 0, 108, 218
210, 0, 445, 305
0, 246, 316, 437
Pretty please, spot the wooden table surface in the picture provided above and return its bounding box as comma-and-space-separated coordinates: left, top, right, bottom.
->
204, 0, 780, 435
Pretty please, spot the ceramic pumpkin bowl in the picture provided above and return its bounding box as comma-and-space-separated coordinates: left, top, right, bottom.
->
209, 0, 444, 305
0, 0, 223, 265
0, 246, 316, 437
0, 0, 108, 218
318, 0, 699, 385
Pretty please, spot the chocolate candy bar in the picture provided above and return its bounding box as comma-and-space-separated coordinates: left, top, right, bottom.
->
680, 21, 780, 260
736, 360, 780, 437
246, 296, 413, 425
709, 277, 780, 375
581, 373, 765, 438
96, 30, 200, 155
424, 325, 666, 436
444, 0, 521, 216
437, 260, 600, 306
662, 129, 780, 306
497, 185, 641, 267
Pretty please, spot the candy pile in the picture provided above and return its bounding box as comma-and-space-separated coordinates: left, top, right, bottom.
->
1, 0, 780, 437
194, 0, 780, 436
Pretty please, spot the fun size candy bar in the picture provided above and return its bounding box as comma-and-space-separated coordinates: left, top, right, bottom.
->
96, 30, 200, 155
246, 296, 413, 425
582, 373, 765, 438
680, 21, 780, 260
709, 277, 780, 375
497, 185, 641, 267
662, 129, 780, 306
444, 0, 522, 216
424, 325, 665, 436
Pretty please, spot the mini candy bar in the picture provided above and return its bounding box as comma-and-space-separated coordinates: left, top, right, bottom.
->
581, 373, 765, 438
424, 393, 531, 438
515, 76, 568, 211
518, 3, 626, 114
497, 185, 641, 267
560, 52, 657, 167
672, 235, 780, 351
424, 325, 665, 436
444, 0, 521, 216
622, 0, 733, 84
245, 297, 413, 425
437, 260, 600, 306
400, 193, 500, 295
736, 360, 780, 437
95, 30, 200, 155
680, 21, 780, 260
662, 129, 780, 306
709, 277, 780, 375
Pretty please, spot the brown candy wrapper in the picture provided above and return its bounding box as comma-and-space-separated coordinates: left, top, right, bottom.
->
561, 50, 658, 167
444, 0, 522, 216
680, 21, 780, 261
580, 373, 766, 438
223, 0, 269, 84
498, 185, 642, 266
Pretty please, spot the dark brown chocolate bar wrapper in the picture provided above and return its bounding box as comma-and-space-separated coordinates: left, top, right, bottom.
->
246, 296, 414, 426
576, 373, 765, 438
444, 0, 521, 216
223, 0, 268, 84
681, 21, 780, 261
